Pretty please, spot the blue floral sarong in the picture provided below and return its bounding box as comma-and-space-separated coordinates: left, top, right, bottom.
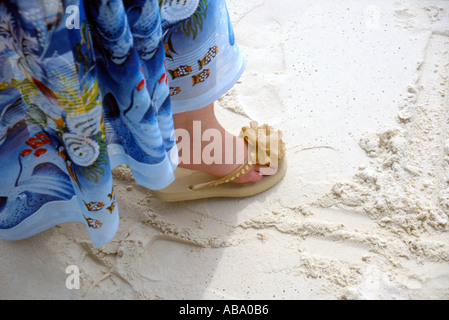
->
0, 0, 244, 246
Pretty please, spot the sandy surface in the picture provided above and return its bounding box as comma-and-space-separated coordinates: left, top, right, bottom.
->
1, 0, 449, 300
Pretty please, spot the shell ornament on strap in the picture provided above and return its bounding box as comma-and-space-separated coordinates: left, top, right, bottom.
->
190, 121, 286, 190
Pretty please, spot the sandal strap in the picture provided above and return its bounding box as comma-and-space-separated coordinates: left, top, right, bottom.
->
189, 162, 255, 190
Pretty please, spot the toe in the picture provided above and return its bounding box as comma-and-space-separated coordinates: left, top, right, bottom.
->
255, 165, 279, 176
233, 164, 279, 184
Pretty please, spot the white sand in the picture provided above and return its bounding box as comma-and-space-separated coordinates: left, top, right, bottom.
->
1, 0, 449, 300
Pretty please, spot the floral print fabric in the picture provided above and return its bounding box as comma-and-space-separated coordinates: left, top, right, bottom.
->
0, 0, 243, 246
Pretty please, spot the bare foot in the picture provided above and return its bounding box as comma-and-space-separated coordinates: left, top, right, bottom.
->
173, 103, 263, 183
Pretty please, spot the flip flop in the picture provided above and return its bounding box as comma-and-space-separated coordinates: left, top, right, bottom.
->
151, 121, 287, 202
